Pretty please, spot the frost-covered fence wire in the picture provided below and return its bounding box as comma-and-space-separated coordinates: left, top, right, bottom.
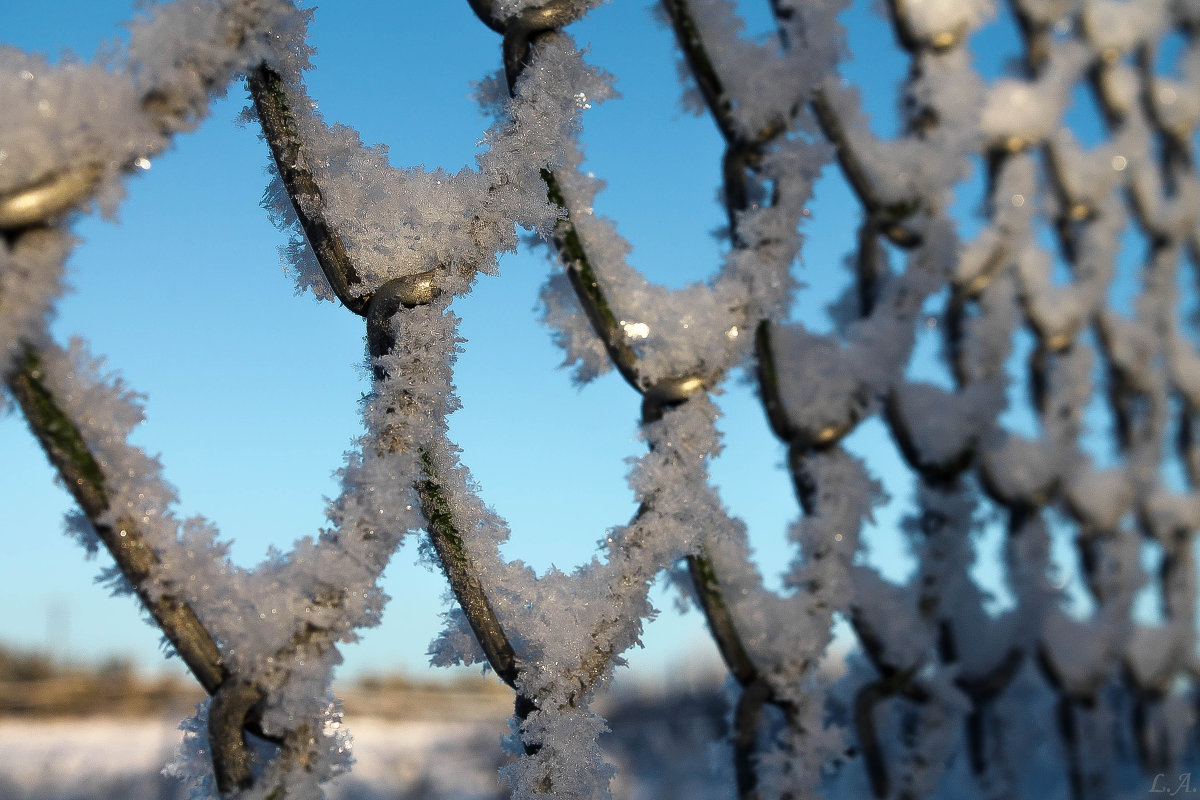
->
3, 0, 1200, 798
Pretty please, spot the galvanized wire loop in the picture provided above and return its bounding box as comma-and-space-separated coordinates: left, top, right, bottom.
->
641, 375, 706, 423
0, 166, 101, 233
501, 1, 590, 93
366, 270, 442, 363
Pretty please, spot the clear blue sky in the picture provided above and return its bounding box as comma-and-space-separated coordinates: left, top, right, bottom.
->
0, 0, 1118, 682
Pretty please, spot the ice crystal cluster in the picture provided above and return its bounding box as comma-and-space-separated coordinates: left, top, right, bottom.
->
4, 0, 1200, 798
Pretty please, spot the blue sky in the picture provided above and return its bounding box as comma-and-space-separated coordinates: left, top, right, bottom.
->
0, 0, 1128, 682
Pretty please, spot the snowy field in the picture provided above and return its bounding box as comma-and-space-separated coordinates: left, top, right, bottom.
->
0, 715, 507, 800
0, 716, 529, 800
0, 688, 731, 800
2, 682, 1185, 800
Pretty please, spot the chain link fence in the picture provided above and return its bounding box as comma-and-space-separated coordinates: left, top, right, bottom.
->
2, 0, 1199, 797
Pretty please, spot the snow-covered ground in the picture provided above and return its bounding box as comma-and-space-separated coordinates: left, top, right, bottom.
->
0, 715, 513, 800
0, 687, 731, 800
2, 691, 1191, 800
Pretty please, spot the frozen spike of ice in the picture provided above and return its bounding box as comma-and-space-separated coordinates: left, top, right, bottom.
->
261, 168, 335, 302
537, 271, 612, 384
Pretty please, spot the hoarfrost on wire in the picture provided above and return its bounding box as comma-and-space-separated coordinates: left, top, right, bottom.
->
258, 32, 618, 301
